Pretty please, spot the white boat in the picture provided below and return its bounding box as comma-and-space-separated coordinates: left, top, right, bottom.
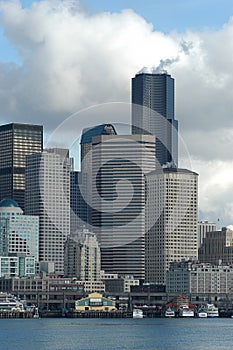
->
165, 308, 175, 318
206, 304, 219, 317
33, 307, 40, 318
0, 292, 24, 312
197, 311, 208, 318
133, 308, 143, 318
179, 305, 194, 317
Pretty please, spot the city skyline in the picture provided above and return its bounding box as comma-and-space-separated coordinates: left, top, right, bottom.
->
0, 1, 232, 226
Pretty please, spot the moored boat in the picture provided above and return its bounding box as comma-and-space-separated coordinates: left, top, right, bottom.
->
197, 310, 208, 318
179, 305, 194, 317
0, 292, 24, 312
206, 304, 219, 317
133, 308, 143, 318
165, 308, 175, 318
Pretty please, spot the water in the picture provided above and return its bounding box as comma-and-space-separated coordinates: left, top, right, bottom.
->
0, 317, 232, 350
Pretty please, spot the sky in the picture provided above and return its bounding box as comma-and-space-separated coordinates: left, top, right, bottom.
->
0, 0, 233, 226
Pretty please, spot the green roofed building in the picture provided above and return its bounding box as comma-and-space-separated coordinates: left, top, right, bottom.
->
75, 292, 116, 312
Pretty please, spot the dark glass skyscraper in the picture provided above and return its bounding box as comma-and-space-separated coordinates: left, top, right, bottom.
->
78, 124, 117, 227
132, 70, 178, 167
0, 123, 43, 210
92, 134, 156, 279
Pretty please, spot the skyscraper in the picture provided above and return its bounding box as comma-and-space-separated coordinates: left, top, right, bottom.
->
132, 69, 178, 167
0, 123, 43, 210
78, 124, 117, 227
92, 134, 156, 279
145, 168, 198, 285
25, 148, 72, 275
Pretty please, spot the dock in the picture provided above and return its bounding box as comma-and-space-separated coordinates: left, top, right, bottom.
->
0, 311, 34, 319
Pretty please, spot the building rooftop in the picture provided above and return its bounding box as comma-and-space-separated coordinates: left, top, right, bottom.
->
80, 124, 117, 144
0, 199, 20, 208
147, 168, 199, 176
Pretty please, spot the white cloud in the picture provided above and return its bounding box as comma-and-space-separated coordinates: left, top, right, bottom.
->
184, 159, 233, 226
0, 0, 233, 224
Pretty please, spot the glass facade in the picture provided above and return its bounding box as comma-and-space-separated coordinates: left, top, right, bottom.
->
0, 123, 43, 210
132, 72, 178, 167
92, 134, 156, 279
0, 256, 35, 278
0, 199, 39, 261
0, 218, 9, 256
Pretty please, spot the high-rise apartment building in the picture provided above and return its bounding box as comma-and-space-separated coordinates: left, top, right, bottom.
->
145, 168, 198, 285
0, 123, 43, 210
64, 228, 101, 281
25, 148, 72, 275
92, 134, 156, 279
132, 69, 178, 167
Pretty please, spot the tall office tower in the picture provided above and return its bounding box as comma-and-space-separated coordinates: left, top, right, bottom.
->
64, 228, 101, 281
198, 221, 216, 248
79, 124, 117, 227
25, 148, 72, 275
145, 168, 198, 285
92, 134, 156, 279
132, 69, 178, 167
0, 123, 43, 210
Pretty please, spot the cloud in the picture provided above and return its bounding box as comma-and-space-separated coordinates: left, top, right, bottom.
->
0, 0, 179, 128
188, 159, 233, 226
0, 0, 233, 224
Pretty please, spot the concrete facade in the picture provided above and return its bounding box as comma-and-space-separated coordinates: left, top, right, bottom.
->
199, 227, 233, 265
146, 168, 198, 285
167, 260, 233, 295
25, 149, 72, 275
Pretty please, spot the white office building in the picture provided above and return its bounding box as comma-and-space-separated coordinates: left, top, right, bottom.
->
25, 148, 72, 275
145, 168, 198, 285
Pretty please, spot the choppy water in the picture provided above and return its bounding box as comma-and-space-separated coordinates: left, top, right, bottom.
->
0, 317, 232, 350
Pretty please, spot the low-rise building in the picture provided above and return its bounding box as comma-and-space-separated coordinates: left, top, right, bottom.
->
0, 255, 35, 278
0, 275, 84, 311
166, 260, 233, 294
75, 292, 116, 312
101, 271, 140, 293
73, 280, 105, 293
